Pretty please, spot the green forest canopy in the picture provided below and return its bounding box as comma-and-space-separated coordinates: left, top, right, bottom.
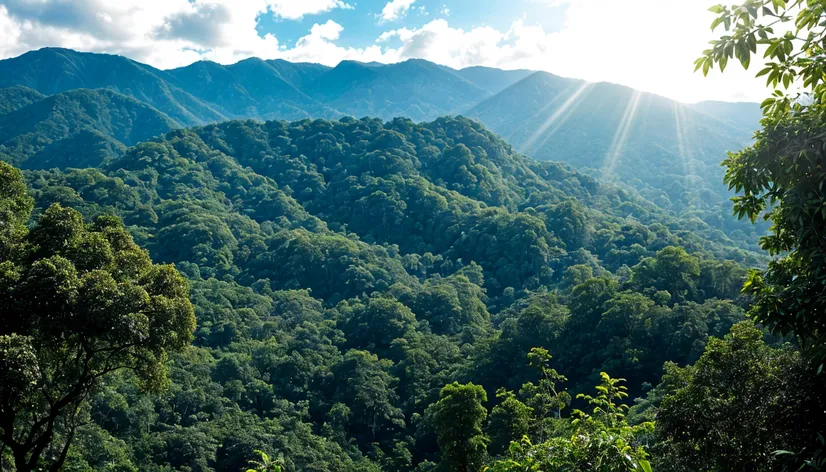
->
0, 113, 780, 471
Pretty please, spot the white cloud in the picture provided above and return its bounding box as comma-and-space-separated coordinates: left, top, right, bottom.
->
309, 20, 343, 41
376, 30, 397, 43
0, 7, 23, 59
282, 20, 392, 65
0, 0, 771, 102
525, 0, 768, 102
378, 0, 415, 23
268, 0, 352, 20
381, 20, 507, 67
155, 3, 234, 48
371, 1, 770, 103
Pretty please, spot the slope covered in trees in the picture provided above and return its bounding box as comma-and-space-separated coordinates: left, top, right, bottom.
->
466, 72, 767, 248
0, 48, 226, 126
0, 115, 765, 471
0, 88, 180, 169
0, 86, 45, 114
0, 48, 762, 248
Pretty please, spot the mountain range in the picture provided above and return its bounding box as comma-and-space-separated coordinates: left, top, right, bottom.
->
0, 47, 765, 247
0, 47, 781, 472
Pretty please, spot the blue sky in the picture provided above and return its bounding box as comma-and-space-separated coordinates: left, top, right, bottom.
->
0, 0, 766, 103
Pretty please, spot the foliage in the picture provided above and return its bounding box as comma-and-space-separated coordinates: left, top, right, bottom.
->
0, 161, 195, 471
466, 73, 767, 250
519, 348, 571, 440
652, 322, 826, 471
487, 389, 533, 456
0, 48, 770, 248
0, 115, 761, 471
700, 0, 826, 362
246, 450, 283, 472
488, 373, 653, 472
0, 88, 179, 168
425, 382, 489, 472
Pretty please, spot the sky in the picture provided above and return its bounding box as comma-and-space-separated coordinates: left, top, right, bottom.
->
0, 0, 770, 103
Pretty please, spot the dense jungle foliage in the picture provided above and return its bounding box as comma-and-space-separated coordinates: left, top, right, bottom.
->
5, 2, 826, 464
0, 114, 786, 471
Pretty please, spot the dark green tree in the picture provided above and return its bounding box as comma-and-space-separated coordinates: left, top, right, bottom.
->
631, 246, 700, 303
654, 322, 826, 471
426, 382, 489, 472
333, 350, 406, 443
0, 162, 196, 472
699, 0, 826, 362
487, 389, 532, 456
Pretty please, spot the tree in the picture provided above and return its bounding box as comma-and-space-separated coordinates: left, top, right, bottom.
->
654, 322, 826, 471
518, 347, 571, 441
487, 389, 533, 456
247, 450, 283, 472
333, 350, 405, 443
488, 373, 653, 472
631, 247, 700, 304
426, 382, 489, 472
699, 0, 826, 361
0, 161, 196, 472
338, 295, 418, 357
0, 162, 31, 258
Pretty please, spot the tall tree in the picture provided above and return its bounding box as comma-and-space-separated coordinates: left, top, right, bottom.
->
655, 322, 826, 471
0, 162, 196, 472
487, 389, 533, 456
518, 347, 571, 441
699, 0, 826, 362
426, 382, 489, 472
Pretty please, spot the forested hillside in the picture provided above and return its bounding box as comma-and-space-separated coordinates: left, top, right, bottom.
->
0, 86, 45, 114
1, 116, 768, 471
0, 48, 763, 249
466, 72, 767, 248
0, 48, 226, 126
0, 87, 179, 169
5, 1, 826, 471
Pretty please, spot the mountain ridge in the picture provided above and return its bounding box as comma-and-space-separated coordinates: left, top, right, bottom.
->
0, 47, 765, 247
0, 87, 180, 168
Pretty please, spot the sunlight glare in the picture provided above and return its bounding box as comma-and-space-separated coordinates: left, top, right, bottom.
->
673, 102, 699, 207
521, 81, 594, 153
601, 90, 642, 179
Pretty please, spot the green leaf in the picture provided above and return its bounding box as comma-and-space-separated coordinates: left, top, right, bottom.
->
774, 450, 796, 456
709, 5, 725, 13
748, 34, 758, 53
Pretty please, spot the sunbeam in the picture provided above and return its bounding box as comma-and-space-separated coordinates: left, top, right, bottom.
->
601, 90, 642, 179
521, 81, 594, 154
673, 102, 698, 207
